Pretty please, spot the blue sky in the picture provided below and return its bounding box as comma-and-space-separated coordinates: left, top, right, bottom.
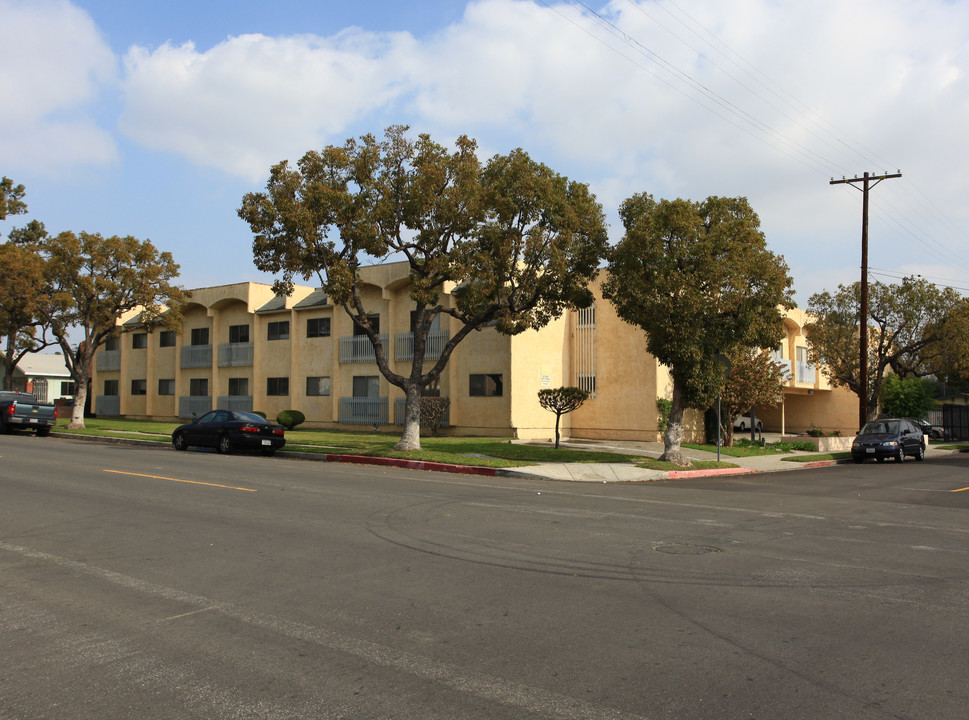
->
3, 0, 969, 304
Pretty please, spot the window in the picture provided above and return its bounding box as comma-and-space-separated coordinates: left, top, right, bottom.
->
159, 330, 176, 347
105, 336, 120, 351
60, 381, 76, 396
158, 379, 175, 396
189, 378, 208, 397
103, 379, 119, 396
132, 333, 148, 349
228, 324, 250, 343
267, 321, 290, 340
352, 375, 380, 398
353, 314, 379, 336
267, 377, 289, 396
190, 327, 209, 346
228, 377, 249, 396
306, 376, 331, 396
469, 373, 503, 397
131, 379, 147, 396
307, 317, 330, 338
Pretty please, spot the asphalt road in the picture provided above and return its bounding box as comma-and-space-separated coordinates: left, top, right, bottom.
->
2, 434, 968, 719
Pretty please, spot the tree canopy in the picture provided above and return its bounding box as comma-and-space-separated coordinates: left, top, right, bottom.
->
719, 349, 785, 445
603, 193, 793, 466
0, 176, 27, 221
44, 231, 186, 427
538, 386, 590, 449
239, 126, 608, 451
806, 277, 967, 421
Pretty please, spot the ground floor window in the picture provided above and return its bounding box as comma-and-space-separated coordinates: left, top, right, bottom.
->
131, 379, 147, 396
189, 378, 208, 396
352, 375, 380, 398
228, 377, 249, 396
103, 379, 119, 396
306, 376, 331, 396
60, 381, 76, 396
158, 379, 175, 396
469, 373, 503, 397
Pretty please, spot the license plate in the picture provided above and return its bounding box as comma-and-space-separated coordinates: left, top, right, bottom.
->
866, 448, 875, 454
261, 439, 271, 446
28, 418, 39, 424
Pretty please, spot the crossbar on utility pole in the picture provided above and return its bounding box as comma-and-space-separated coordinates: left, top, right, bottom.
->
829, 170, 902, 429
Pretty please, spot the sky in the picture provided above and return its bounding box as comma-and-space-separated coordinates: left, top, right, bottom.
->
2, 0, 969, 307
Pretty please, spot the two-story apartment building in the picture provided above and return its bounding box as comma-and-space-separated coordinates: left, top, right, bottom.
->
91, 262, 858, 440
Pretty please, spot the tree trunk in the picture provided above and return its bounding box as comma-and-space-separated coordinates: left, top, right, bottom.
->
67, 348, 91, 430
393, 383, 422, 452
554, 412, 562, 449
68, 377, 87, 429
659, 380, 692, 467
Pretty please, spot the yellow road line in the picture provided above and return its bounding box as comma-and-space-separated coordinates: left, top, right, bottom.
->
103, 469, 257, 492
952, 486, 969, 493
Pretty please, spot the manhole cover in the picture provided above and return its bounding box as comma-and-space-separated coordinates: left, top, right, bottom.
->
653, 543, 721, 555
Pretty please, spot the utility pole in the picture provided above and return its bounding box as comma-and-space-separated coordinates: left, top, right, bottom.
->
830, 170, 902, 429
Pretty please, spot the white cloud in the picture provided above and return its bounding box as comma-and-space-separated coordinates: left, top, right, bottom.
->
0, 0, 117, 173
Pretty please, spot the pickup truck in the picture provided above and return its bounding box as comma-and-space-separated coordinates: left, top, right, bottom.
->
0, 391, 58, 436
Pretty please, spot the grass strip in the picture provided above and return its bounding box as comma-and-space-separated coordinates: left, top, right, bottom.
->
781, 452, 852, 463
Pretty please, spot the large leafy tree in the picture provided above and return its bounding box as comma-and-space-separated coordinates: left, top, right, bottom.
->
806, 277, 966, 422
43, 231, 187, 428
239, 126, 608, 451
1, 176, 27, 220
719, 349, 785, 446
603, 194, 793, 466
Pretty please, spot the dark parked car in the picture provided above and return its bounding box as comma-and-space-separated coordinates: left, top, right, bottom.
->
908, 417, 948, 441
172, 410, 285, 456
851, 418, 925, 463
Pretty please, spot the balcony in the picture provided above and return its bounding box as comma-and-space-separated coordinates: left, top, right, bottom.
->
178, 396, 212, 418
217, 395, 253, 412
97, 350, 121, 372
339, 334, 389, 363
395, 331, 450, 362
94, 395, 120, 416
394, 397, 450, 428
796, 361, 817, 385
339, 397, 389, 425
773, 359, 793, 382
218, 342, 253, 367
181, 345, 212, 369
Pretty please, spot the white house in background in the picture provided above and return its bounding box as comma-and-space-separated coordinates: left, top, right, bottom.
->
0, 353, 75, 402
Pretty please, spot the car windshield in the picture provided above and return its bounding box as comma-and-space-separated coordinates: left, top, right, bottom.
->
860, 421, 900, 435
233, 411, 268, 424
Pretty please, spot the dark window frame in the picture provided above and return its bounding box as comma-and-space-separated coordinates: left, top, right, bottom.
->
131, 379, 147, 396
228, 324, 250, 344
159, 330, 176, 347
132, 332, 148, 349
469, 373, 503, 397
268, 320, 290, 341
267, 377, 289, 396
158, 378, 175, 396
306, 317, 331, 338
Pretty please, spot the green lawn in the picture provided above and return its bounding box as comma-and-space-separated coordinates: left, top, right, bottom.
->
781, 452, 852, 463
53, 419, 650, 469
682, 440, 816, 457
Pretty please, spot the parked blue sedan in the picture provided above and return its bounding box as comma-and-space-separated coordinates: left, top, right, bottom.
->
851, 418, 925, 463
172, 410, 286, 456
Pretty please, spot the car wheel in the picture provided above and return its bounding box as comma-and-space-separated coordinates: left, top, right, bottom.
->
896, 446, 905, 463
738, 422, 746, 432
37, 426, 51, 437
218, 433, 232, 454
172, 431, 187, 451
916, 443, 925, 461
876, 457, 885, 463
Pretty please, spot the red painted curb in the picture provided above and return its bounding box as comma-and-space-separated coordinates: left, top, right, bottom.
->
323, 453, 498, 477
799, 460, 839, 468
666, 467, 758, 479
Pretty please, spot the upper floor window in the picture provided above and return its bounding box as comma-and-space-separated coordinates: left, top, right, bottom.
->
267, 377, 289, 396
306, 376, 331, 396
353, 314, 379, 336
158, 379, 175, 396
268, 320, 290, 341
103, 379, 119, 396
132, 332, 148, 349
189, 378, 209, 397
228, 324, 250, 344
105, 336, 120, 351
131, 379, 147, 396
307, 317, 330, 338
190, 327, 209, 346
228, 377, 249, 396
159, 330, 176, 347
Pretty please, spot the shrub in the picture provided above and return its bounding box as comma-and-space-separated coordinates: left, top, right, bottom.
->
253, 411, 267, 419
656, 398, 673, 433
276, 409, 305, 430
419, 396, 450, 437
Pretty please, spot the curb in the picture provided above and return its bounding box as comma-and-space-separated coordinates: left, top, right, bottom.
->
665, 467, 758, 479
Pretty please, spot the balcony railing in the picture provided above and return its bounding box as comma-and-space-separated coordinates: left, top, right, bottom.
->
94, 395, 120, 417
796, 361, 817, 385
395, 331, 450, 362
394, 397, 450, 428
217, 395, 254, 412
97, 350, 121, 372
218, 342, 253, 367
178, 395, 212, 418
339, 334, 389, 363
773, 359, 793, 382
180, 345, 212, 369
339, 397, 388, 425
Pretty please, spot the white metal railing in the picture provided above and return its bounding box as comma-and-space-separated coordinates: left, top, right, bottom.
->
178, 396, 212, 418
774, 359, 793, 382
217, 395, 253, 412
218, 342, 253, 367
395, 331, 450, 361
796, 361, 817, 384
97, 350, 121, 372
95, 395, 120, 416
339, 334, 389, 363
339, 397, 388, 425
394, 397, 450, 427
180, 345, 212, 369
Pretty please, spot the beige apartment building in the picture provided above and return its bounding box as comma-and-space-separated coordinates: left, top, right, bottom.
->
91, 263, 858, 440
